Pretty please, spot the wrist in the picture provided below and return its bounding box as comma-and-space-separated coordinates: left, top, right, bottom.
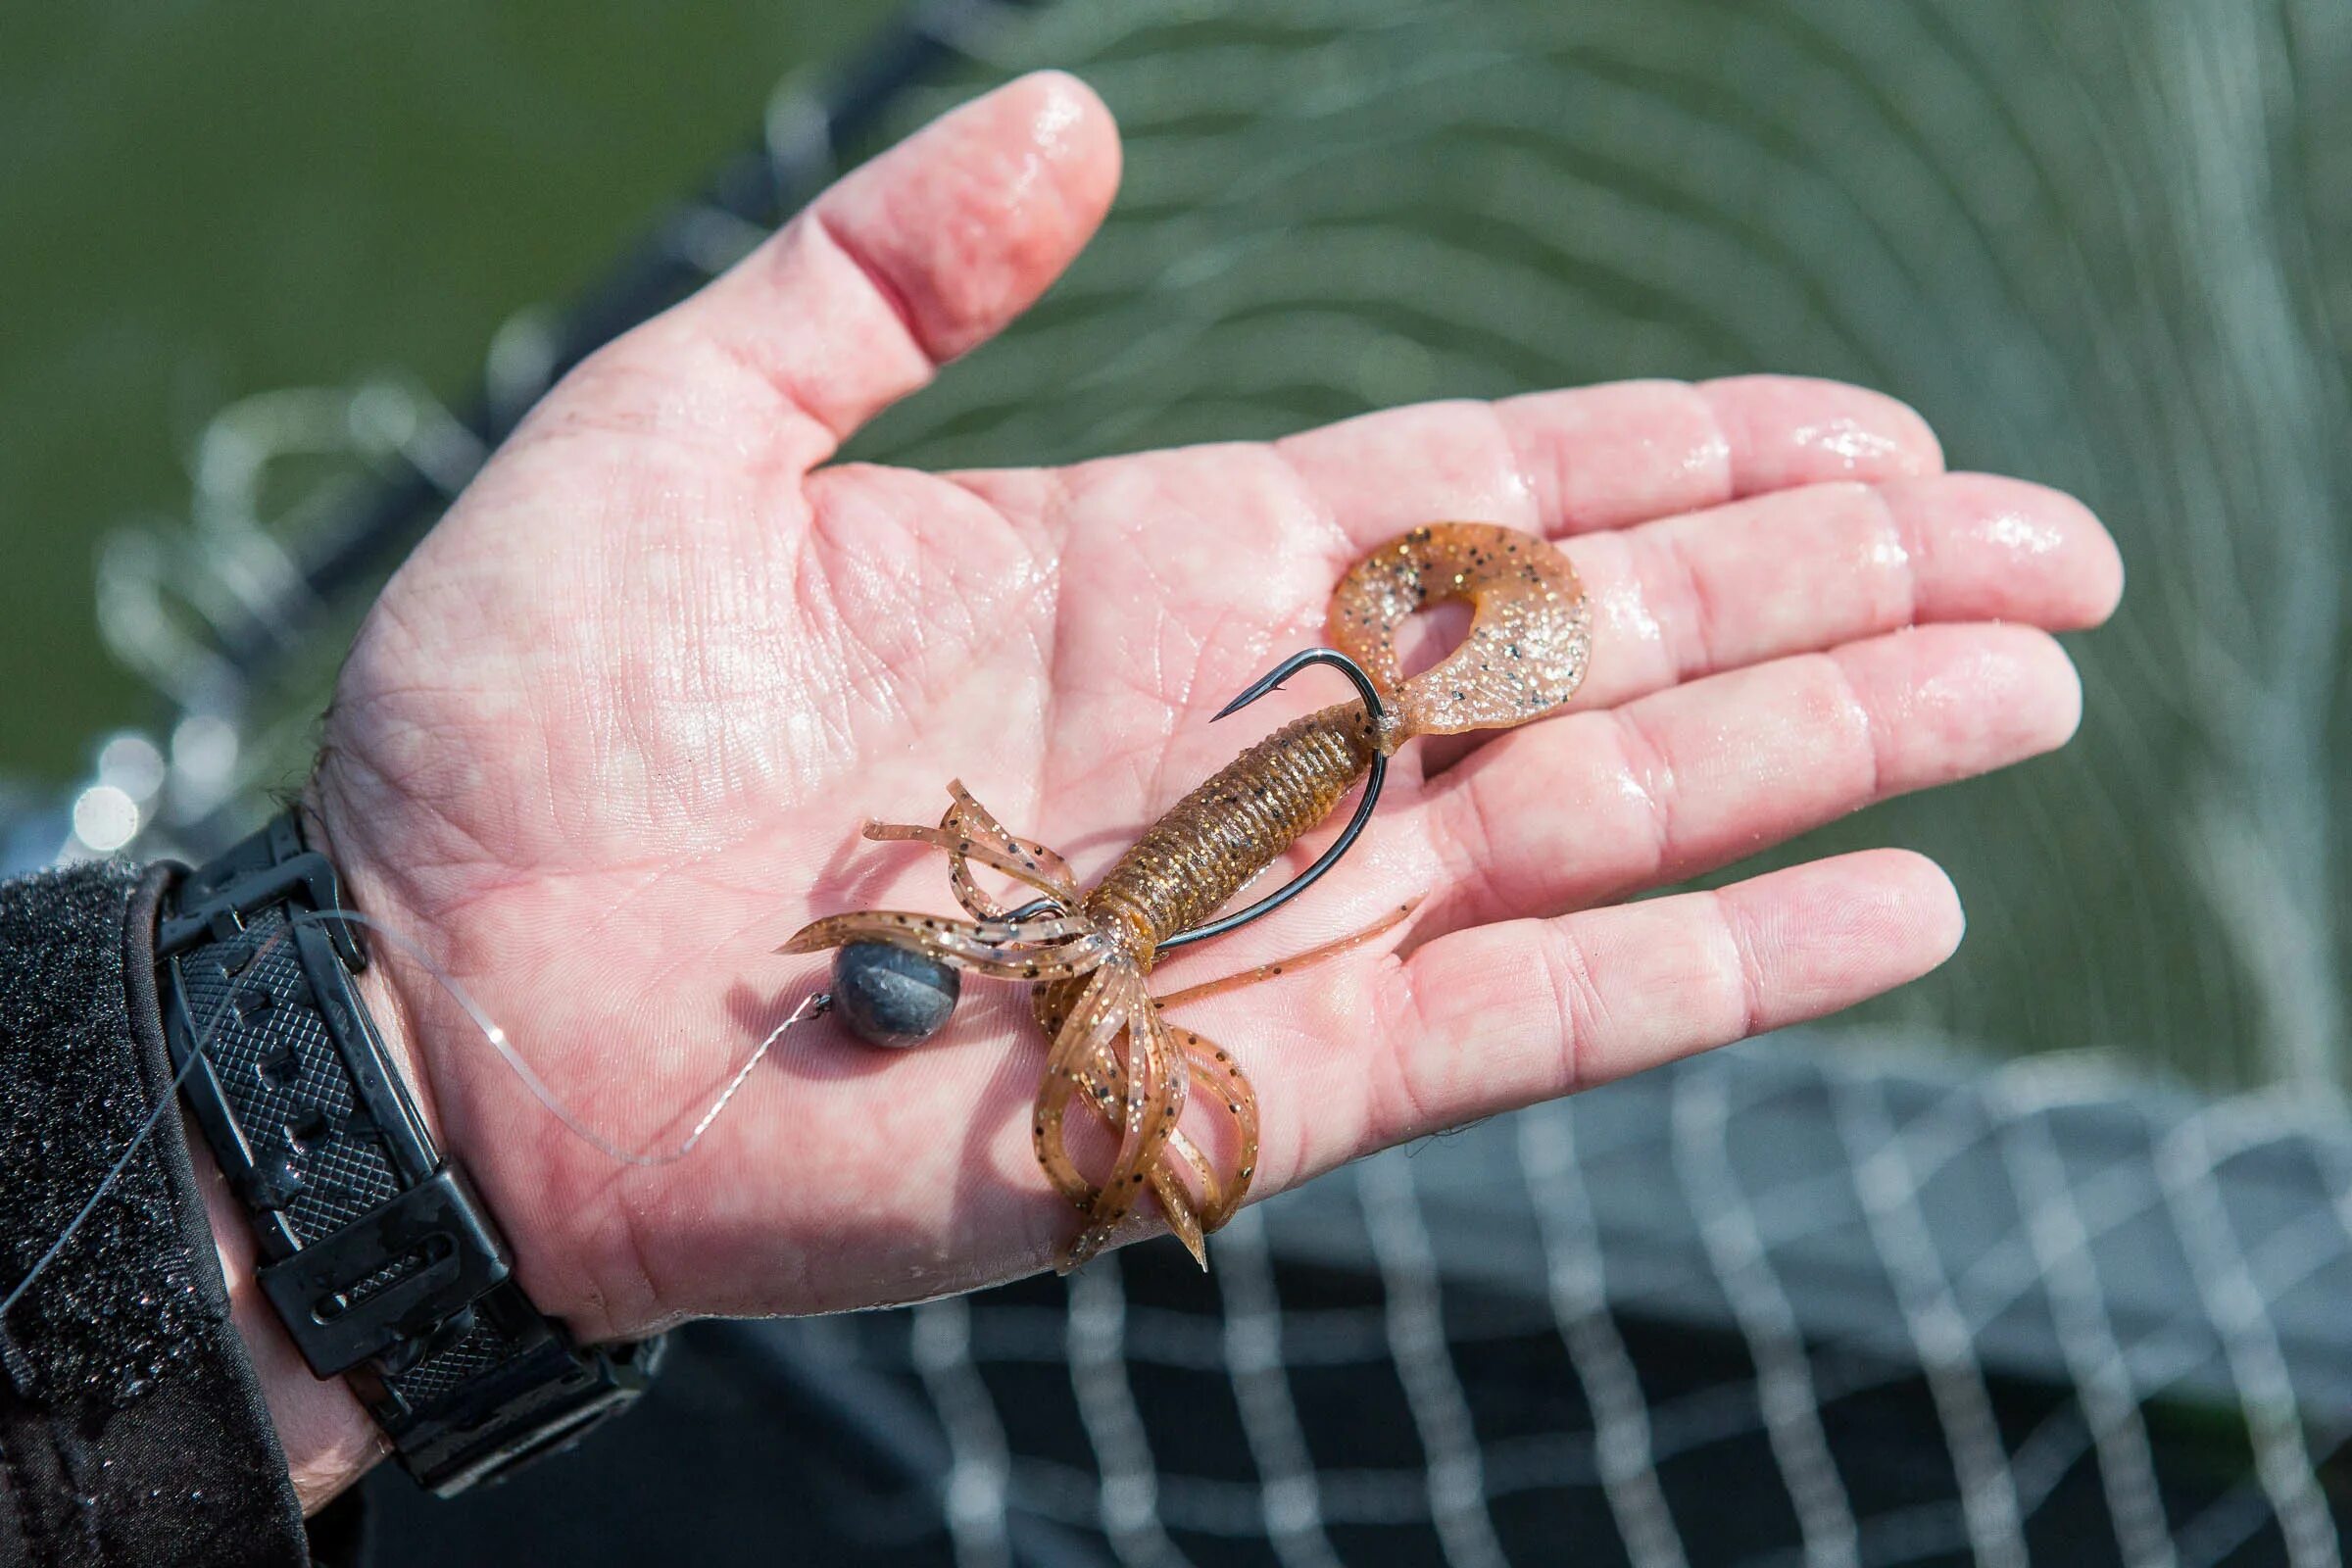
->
169, 803, 663, 1496
295, 790, 445, 1152
188, 1125, 384, 1512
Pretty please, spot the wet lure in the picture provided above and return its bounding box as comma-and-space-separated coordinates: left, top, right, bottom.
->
779, 524, 1592, 1269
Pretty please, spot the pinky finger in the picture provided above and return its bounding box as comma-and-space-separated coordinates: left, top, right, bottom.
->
1358, 850, 1961, 1161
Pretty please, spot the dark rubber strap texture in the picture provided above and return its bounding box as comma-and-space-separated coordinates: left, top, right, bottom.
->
161, 812, 656, 1494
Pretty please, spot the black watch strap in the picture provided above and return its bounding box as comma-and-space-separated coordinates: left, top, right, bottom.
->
158, 811, 662, 1494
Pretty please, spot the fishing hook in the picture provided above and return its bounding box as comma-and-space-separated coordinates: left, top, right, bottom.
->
1153, 646, 1390, 953
1002, 649, 1391, 951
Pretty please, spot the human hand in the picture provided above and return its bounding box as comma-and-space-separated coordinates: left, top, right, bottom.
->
222, 74, 2120, 1500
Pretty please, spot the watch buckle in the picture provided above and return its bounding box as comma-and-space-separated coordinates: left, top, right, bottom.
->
159, 848, 366, 970
257, 1167, 512, 1378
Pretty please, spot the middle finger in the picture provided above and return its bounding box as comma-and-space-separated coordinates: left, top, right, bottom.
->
1560, 471, 2120, 712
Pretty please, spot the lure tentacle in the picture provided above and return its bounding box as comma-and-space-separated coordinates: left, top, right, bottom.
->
939, 781, 1080, 920
1069, 974, 1184, 1268
862, 820, 1080, 906
1032, 966, 1133, 1209
1175, 1026, 1258, 1232
777, 909, 1110, 981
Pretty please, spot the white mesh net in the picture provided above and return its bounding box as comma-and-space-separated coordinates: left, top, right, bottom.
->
754, 1034, 2352, 1564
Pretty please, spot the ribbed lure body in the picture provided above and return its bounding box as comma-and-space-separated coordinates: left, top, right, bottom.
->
1084, 703, 1379, 960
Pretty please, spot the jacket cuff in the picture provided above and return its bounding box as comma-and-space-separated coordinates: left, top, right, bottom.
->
0, 861, 310, 1566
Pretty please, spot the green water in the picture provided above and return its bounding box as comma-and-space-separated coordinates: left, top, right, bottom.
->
0, 2, 895, 783
7, 0, 2351, 1092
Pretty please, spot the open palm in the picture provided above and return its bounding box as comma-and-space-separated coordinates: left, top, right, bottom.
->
309, 74, 2119, 1350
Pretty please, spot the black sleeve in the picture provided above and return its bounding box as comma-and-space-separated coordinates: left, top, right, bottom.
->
0, 860, 316, 1566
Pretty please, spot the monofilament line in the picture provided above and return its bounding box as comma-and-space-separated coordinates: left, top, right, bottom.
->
2, 910, 826, 1322
308, 908, 828, 1167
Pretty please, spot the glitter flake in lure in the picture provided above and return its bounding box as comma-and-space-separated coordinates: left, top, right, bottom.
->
778, 523, 1592, 1269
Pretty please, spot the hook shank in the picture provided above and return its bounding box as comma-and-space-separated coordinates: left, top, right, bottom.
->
1157, 647, 1390, 954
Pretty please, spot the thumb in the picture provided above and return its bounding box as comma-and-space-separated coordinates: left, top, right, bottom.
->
587, 71, 1120, 473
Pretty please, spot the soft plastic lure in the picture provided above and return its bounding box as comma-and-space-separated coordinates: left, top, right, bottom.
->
780, 523, 1591, 1268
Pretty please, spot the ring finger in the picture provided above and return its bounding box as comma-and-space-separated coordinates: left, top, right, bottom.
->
1406, 620, 2082, 935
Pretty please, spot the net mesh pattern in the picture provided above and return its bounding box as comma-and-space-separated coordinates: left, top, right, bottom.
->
755, 1035, 2352, 1566
752, 10, 2352, 1550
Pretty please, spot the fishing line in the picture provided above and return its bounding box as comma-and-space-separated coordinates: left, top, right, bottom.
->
313, 907, 829, 1168
0, 906, 827, 1319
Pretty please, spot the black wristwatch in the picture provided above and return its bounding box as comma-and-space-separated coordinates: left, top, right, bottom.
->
157, 810, 662, 1494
